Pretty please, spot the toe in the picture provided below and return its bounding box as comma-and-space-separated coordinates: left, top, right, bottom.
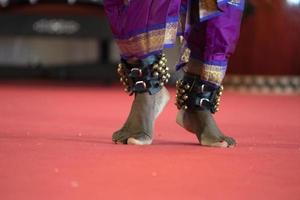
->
200, 134, 236, 148
223, 136, 236, 147
112, 130, 122, 141
116, 140, 127, 144
112, 130, 131, 144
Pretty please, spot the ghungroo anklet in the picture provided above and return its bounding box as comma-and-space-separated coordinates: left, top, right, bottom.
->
175, 73, 223, 113
117, 54, 170, 95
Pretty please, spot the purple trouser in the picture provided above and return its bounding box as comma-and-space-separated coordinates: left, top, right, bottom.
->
103, 0, 244, 85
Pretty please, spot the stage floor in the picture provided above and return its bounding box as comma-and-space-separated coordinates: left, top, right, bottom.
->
0, 81, 300, 200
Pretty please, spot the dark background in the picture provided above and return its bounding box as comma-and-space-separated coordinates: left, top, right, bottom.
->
230, 0, 300, 75
0, 0, 299, 82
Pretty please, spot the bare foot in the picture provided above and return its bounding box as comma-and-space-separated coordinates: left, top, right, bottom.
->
112, 87, 170, 145
176, 109, 236, 148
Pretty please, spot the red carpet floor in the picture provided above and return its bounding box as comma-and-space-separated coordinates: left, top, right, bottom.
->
0, 81, 300, 200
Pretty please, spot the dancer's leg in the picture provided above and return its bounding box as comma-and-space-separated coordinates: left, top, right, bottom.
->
176, 2, 244, 147
103, 0, 180, 144
113, 56, 171, 145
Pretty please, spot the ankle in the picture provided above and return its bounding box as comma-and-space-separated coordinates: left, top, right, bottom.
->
183, 59, 202, 76
118, 54, 170, 95
184, 58, 226, 86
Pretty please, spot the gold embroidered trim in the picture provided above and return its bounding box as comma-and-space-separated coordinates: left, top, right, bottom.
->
116, 22, 178, 58
200, 63, 226, 85
164, 22, 178, 44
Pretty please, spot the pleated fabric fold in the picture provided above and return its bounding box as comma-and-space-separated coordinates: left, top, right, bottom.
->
104, 0, 244, 84
103, 0, 181, 59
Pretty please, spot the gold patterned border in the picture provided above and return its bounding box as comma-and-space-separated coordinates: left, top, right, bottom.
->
200, 63, 227, 85
116, 22, 178, 58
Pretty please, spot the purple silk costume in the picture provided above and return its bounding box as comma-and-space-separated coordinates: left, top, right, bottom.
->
103, 0, 244, 85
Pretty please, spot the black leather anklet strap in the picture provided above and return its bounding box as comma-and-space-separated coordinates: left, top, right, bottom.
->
117, 54, 170, 95
175, 73, 223, 113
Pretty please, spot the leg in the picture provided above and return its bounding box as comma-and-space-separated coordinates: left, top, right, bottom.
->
176, 2, 244, 147
175, 71, 236, 148
103, 0, 180, 145
112, 56, 171, 145
114, 86, 170, 145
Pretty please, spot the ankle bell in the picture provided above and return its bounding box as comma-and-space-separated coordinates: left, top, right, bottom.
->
175, 73, 224, 113
117, 54, 170, 95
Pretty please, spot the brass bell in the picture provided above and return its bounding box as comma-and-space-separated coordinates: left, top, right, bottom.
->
180, 89, 185, 93
153, 72, 159, 77
183, 105, 188, 110
117, 67, 122, 74
183, 95, 188, 100
184, 84, 190, 90
179, 99, 184, 104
